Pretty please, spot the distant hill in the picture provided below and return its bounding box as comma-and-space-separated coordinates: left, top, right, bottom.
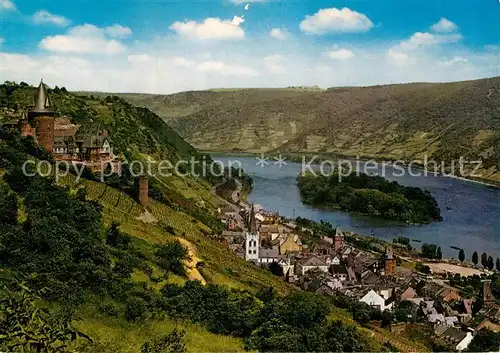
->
112, 77, 500, 183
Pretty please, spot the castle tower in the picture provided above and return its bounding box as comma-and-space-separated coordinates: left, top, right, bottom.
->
334, 225, 344, 252
384, 246, 396, 276
138, 174, 149, 206
28, 80, 55, 152
35, 116, 55, 152
19, 111, 36, 140
482, 279, 495, 308
245, 204, 259, 262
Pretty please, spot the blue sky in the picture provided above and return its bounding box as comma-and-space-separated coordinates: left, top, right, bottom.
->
0, 0, 498, 93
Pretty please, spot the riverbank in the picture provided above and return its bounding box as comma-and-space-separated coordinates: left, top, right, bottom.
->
204, 150, 500, 189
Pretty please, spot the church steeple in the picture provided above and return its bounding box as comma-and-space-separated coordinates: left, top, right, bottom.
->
248, 204, 257, 234
33, 79, 53, 113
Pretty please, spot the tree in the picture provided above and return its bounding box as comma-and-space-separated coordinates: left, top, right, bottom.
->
496, 258, 500, 272
436, 246, 443, 260
0, 281, 91, 352
394, 301, 415, 323
125, 297, 149, 322
415, 262, 431, 274
352, 303, 372, 325
106, 221, 131, 249
141, 329, 187, 353
481, 253, 489, 268
381, 310, 394, 326
421, 243, 438, 259
466, 329, 500, 352
459, 249, 465, 263
472, 252, 479, 266
488, 256, 495, 271
155, 241, 190, 276
0, 184, 18, 226
268, 262, 284, 277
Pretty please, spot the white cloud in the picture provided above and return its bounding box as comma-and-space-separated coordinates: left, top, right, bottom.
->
1, 22, 497, 95
398, 31, 462, 50
171, 56, 194, 67
386, 49, 411, 65
0, 0, 16, 11
1, 46, 496, 94
33, 10, 70, 27
170, 17, 244, 40
104, 24, 132, 38
264, 55, 286, 74
431, 18, 458, 33
300, 7, 373, 34
327, 48, 355, 60
441, 56, 468, 66
39, 24, 127, 54
269, 28, 288, 40
197, 60, 258, 76
127, 54, 152, 64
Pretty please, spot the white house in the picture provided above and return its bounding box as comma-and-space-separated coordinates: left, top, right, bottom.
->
360, 290, 394, 311
441, 328, 473, 351
259, 247, 279, 264
100, 139, 111, 154
278, 258, 294, 276
296, 256, 329, 276
455, 332, 473, 351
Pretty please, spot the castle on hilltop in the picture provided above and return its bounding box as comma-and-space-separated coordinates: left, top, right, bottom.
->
13, 80, 117, 172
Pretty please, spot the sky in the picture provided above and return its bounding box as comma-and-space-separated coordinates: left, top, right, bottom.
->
0, 0, 499, 93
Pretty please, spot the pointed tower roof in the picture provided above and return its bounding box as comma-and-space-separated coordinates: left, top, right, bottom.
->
32, 79, 53, 113
248, 204, 257, 234
335, 225, 343, 237
385, 246, 394, 260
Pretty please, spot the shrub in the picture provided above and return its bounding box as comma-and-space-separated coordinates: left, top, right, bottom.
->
98, 300, 120, 317
125, 297, 149, 322
155, 241, 190, 276
141, 329, 187, 353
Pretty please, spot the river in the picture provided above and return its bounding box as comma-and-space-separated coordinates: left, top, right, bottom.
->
212, 155, 500, 259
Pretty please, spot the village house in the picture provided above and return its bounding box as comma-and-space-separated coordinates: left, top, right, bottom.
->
279, 234, 302, 254
278, 257, 295, 277
330, 262, 349, 282
359, 289, 395, 312
440, 328, 473, 351
296, 255, 329, 276
259, 246, 279, 264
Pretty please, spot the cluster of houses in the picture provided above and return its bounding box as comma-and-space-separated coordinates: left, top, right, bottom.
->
217, 202, 500, 351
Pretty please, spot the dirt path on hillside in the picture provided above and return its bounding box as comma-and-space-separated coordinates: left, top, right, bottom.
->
176, 237, 206, 285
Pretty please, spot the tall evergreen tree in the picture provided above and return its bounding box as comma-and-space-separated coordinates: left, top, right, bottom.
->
472, 252, 479, 266
487, 256, 495, 271
481, 253, 489, 268
458, 249, 465, 263
436, 247, 443, 260
496, 258, 500, 272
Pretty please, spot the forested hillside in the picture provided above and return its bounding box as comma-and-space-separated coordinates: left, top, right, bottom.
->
115, 77, 500, 183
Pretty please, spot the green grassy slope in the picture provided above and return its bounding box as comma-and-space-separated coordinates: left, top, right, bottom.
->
113, 77, 500, 183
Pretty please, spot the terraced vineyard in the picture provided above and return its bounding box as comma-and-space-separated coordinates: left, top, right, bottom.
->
59, 175, 142, 221
57, 174, 294, 294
